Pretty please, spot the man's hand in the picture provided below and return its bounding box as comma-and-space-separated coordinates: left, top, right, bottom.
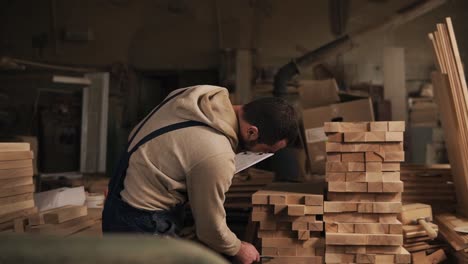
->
234, 241, 260, 264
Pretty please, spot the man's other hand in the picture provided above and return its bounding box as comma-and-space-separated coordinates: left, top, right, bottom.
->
234, 241, 260, 264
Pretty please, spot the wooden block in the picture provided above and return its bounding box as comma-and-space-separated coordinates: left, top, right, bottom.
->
375, 255, 395, 263
370, 122, 388, 131
0, 143, 30, 152
260, 219, 277, 230
379, 214, 398, 224
286, 194, 304, 204
382, 172, 400, 181
373, 202, 402, 213
348, 162, 365, 172
355, 144, 380, 152
341, 143, 357, 152
326, 233, 367, 245
346, 182, 367, 192
328, 192, 374, 202
324, 213, 379, 223
0, 200, 34, 216
324, 202, 357, 213
382, 163, 400, 172
368, 182, 383, 192
262, 247, 278, 256
0, 167, 33, 180
0, 177, 33, 189
356, 253, 376, 263
366, 162, 382, 172
274, 204, 287, 214
26, 215, 96, 236
251, 211, 269, 222
354, 223, 389, 234
0, 160, 32, 170
337, 223, 354, 233
327, 153, 341, 162
344, 132, 366, 142
386, 132, 404, 142
340, 122, 369, 132
375, 193, 401, 202
305, 205, 323, 215
269, 194, 286, 205
389, 223, 403, 234
346, 172, 366, 182
326, 173, 346, 182
342, 153, 365, 162
365, 151, 385, 162
324, 122, 341, 133
262, 237, 296, 247
357, 202, 374, 213
0, 192, 33, 206
365, 132, 386, 142
304, 195, 323, 206
382, 181, 404, 193
292, 221, 308, 231
297, 230, 310, 241
381, 142, 404, 152
327, 133, 343, 142
326, 162, 348, 172
257, 230, 295, 238
252, 205, 270, 213
296, 246, 315, 256
384, 152, 405, 162
252, 193, 269, 204
325, 222, 338, 233
13, 217, 28, 233
366, 172, 383, 182
0, 151, 33, 161
328, 182, 346, 192
308, 222, 323, 231
367, 234, 403, 245
395, 246, 411, 263
325, 253, 355, 263
0, 206, 37, 224
288, 205, 305, 216
411, 251, 429, 264
388, 121, 405, 132
326, 142, 342, 152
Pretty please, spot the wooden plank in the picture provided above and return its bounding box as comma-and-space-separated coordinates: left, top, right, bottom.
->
0, 193, 33, 206
0, 160, 33, 170
27, 215, 96, 237
0, 151, 33, 161
43, 205, 88, 224
0, 185, 35, 198
0, 143, 30, 152
0, 167, 34, 179
0, 177, 33, 189
0, 207, 37, 224
0, 200, 35, 216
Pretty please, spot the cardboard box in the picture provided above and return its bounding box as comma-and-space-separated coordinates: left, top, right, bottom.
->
301, 99, 374, 174
298, 79, 340, 109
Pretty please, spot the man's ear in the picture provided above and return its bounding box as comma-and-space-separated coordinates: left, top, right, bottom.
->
247, 126, 259, 140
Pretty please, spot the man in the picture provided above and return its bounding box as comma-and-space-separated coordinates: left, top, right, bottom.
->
103, 85, 298, 264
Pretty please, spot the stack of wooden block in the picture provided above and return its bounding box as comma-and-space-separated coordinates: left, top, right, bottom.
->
402, 223, 444, 254
323, 121, 411, 263
17, 205, 102, 236
0, 143, 37, 232
251, 183, 325, 264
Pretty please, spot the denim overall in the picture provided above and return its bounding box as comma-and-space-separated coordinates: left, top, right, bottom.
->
102, 88, 208, 236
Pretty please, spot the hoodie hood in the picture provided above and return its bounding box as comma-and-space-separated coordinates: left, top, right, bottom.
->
171, 85, 238, 149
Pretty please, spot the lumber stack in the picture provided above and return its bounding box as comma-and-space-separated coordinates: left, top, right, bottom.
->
428, 17, 468, 217
251, 182, 325, 264
434, 213, 468, 263
400, 164, 455, 213
0, 143, 37, 232
17, 205, 102, 236
323, 121, 410, 263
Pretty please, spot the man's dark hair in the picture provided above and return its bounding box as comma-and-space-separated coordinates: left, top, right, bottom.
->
242, 97, 298, 146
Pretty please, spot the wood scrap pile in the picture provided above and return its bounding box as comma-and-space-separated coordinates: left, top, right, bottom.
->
13, 205, 102, 237
251, 182, 325, 264
0, 143, 37, 232
400, 164, 456, 213
323, 121, 411, 263
428, 17, 468, 217
435, 214, 468, 263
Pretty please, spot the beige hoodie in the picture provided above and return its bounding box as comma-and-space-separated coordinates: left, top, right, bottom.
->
120, 85, 241, 255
